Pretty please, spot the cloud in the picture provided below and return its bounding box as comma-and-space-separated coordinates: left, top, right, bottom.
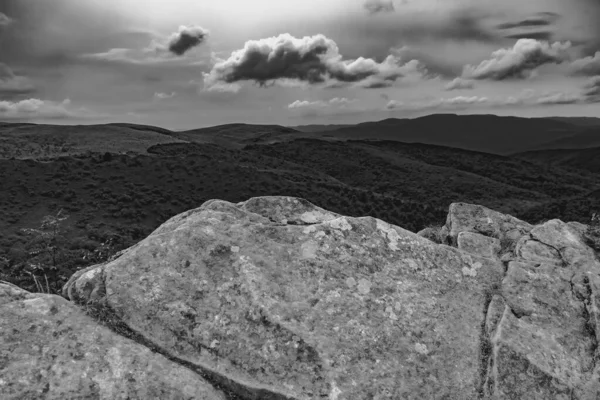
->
496, 13, 559, 30
0, 12, 12, 26
167, 25, 209, 56
535, 92, 584, 105
364, 0, 395, 15
203, 33, 426, 90
386, 95, 488, 111
153, 92, 176, 100
444, 77, 475, 91
81, 25, 209, 65
0, 98, 95, 120
569, 52, 600, 76
288, 97, 358, 109
0, 63, 36, 94
462, 39, 571, 80
582, 76, 600, 102
504, 31, 553, 41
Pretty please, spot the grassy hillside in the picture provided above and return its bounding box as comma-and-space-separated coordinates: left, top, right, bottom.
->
1, 116, 598, 298
0, 123, 184, 159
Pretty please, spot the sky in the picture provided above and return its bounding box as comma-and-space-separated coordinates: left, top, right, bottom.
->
0, 0, 599, 129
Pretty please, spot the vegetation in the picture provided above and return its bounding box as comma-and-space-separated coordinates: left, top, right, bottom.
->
1, 137, 599, 296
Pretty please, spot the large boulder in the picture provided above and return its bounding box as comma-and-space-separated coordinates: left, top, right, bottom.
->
61, 196, 504, 399
4, 197, 599, 399
0, 281, 227, 400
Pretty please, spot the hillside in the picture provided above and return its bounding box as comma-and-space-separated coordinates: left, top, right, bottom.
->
171, 123, 307, 149
515, 146, 600, 173
0, 122, 184, 159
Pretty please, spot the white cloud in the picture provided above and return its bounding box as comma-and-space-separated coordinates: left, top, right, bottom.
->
153, 92, 176, 100
444, 77, 475, 91
0, 12, 12, 27
0, 99, 95, 120
569, 52, 600, 76
462, 39, 571, 80
288, 97, 358, 109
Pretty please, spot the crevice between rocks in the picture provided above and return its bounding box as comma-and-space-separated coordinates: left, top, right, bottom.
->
477, 292, 495, 399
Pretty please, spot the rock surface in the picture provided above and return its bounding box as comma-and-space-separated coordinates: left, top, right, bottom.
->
0, 281, 227, 400
2, 196, 599, 399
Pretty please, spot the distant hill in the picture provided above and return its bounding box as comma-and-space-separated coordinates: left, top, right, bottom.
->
514, 146, 600, 173
290, 124, 352, 133
171, 123, 308, 149
0, 122, 183, 159
304, 114, 583, 155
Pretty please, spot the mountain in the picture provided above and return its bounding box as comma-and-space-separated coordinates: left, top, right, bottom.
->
289, 123, 353, 132
171, 123, 306, 149
304, 114, 582, 155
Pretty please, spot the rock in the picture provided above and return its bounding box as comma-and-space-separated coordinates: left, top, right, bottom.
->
5, 197, 599, 399
444, 202, 533, 246
61, 196, 504, 400
0, 281, 227, 400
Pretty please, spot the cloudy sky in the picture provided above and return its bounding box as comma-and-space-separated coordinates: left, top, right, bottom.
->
0, 0, 599, 129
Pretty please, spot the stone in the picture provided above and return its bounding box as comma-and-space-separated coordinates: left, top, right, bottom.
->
444, 202, 533, 245
0, 282, 227, 400
61, 196, 504, 400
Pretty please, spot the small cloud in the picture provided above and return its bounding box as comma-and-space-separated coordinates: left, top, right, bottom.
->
0, 12, 12, 27
444, 77, 475, 91
0, 98, 96, 120
203, 34, 427, 91
167, 25, 209, 56
569, 52, 600, 76
582, 76, 600, 102
386, 95, 489, 111
535, 92, 584, 105
364, 0, 395, 15
153, 92, 176, 100
462, 39, 571, 81
288, 97, 358, 109
0, 63, 36, 95
81, 25, 209, 65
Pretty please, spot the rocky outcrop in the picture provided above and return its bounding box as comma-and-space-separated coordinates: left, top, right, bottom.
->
1, 196, 599, 399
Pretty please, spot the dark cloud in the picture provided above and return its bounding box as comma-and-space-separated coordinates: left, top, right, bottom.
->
0, 63, 35, 94
504, 31, 553, 41
167, 25, 209, 56
496, 14, 557, 30
203, 34, 426, 89
364, 0, 395, 15
462, 39, 571, 80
